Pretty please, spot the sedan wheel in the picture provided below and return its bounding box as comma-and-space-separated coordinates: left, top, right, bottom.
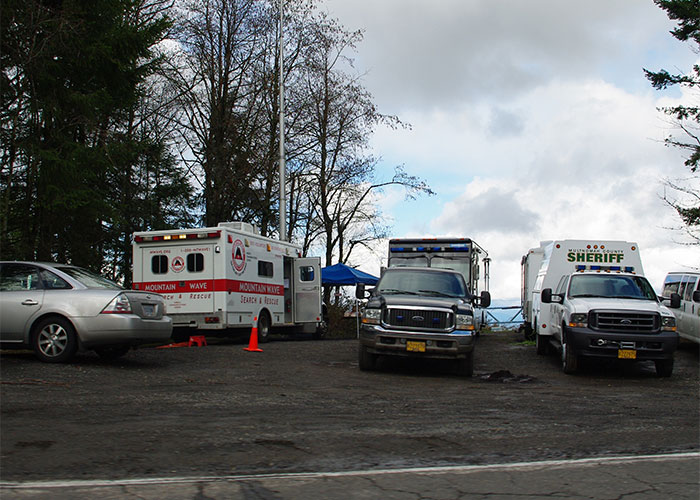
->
32, 317, 78, 363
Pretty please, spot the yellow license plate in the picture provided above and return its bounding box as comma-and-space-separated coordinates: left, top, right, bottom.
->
406, 341, 426, 352
618, 349, 636, 359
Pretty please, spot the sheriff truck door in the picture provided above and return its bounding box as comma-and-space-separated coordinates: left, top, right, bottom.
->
293, 257, 321, 323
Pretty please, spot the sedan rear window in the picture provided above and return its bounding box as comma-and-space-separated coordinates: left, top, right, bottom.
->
56, 266, 122, 290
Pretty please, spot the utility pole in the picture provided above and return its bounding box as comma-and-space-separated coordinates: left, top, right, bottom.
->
278, 0, 287, 241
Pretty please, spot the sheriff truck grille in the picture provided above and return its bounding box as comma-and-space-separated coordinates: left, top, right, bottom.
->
384, 307, 453, 331
590, 311, 659, 333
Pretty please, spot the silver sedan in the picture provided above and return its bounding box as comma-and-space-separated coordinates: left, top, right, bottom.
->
0, 261, 172, 362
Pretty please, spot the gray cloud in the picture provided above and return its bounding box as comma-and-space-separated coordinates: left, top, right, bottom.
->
323, 0, 677, 113
435, 186, 540, 234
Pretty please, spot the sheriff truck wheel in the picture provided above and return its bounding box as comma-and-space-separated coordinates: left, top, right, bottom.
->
561, 341, 579, 374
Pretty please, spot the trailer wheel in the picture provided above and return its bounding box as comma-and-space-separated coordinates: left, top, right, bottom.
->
534, 319, 550, 355
257, 312, 271, 343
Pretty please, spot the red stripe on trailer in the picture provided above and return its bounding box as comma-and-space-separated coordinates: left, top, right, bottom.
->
133, 279, 283, 296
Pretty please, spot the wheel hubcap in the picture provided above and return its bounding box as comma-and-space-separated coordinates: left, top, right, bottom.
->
39, 324, 67, 357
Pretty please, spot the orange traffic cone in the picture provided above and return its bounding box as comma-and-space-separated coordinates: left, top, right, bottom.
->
244, 316, 263, 352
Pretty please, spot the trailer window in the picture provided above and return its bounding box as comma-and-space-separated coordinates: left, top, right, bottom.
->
187, 253, 204, 272
152, 255, 168, 274
299, 266, 315, 282
258, 260, 274, 277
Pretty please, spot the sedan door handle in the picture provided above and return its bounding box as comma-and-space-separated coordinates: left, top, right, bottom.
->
22, 299, 39, 306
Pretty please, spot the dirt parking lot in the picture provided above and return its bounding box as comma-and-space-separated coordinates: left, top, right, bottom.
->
1, 330, 698, 482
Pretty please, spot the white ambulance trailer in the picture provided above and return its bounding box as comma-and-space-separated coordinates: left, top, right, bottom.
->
132, 222, 323, 342
520, 243, 547, 339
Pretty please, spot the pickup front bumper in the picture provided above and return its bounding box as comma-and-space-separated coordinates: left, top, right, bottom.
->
359, 324, 475, 360
565, 326, 678, 361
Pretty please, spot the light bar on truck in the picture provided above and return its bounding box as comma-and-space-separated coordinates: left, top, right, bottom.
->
390, 244, 470, 253
134, 230, 221, 243
575, 265, 635, 273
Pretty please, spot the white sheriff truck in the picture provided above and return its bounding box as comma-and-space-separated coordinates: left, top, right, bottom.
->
132, 222, 323, 342
528, 240, 681, 376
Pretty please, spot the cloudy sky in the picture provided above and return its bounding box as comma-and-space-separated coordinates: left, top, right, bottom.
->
320, 0, 699, 301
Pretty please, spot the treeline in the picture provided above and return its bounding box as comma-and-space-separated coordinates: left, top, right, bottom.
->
1, 0, 432, 285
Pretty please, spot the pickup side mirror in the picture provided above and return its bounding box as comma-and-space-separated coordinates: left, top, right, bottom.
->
669, 292, 682, 309
480, 291, 491, 309
541, 288, 553, 304
355, 283, 366, 300
694, 290, 700, 304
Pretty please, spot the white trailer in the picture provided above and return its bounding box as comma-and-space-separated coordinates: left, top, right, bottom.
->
386, 237, 491, 329
520, 242, 547, 339
132, 222, 323, 342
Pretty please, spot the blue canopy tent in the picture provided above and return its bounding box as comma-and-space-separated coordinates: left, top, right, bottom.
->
321, 263, 378, 286
321, 263, 378, 337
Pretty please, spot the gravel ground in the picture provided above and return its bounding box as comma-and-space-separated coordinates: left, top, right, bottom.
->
1, 330, 698, 481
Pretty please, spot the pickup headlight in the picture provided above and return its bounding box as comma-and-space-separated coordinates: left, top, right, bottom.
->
362, 308, 381, 325
661, 316, 677, 332
456, 313, 474, 330
568, 313, 587, 328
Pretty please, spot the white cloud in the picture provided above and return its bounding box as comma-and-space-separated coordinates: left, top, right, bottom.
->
322, 0, 700, 305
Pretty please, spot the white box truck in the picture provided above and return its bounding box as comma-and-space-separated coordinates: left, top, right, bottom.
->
386, 237, 491, 330
528, 240, 681, 376
132, 222, 324, 342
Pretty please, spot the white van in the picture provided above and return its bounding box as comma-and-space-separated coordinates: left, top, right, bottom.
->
661, 272, 700, 344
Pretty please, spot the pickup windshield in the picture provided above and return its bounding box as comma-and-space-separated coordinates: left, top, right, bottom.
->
376, 269, 467, 298
568, 274, 657, 301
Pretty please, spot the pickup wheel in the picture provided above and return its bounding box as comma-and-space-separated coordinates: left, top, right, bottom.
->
561, 340, 579, 374
453, 350, 474, 377
655, 359, 674, 378
358, 344, 377, 371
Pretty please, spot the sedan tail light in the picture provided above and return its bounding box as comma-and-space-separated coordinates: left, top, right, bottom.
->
102, 294, 132, 314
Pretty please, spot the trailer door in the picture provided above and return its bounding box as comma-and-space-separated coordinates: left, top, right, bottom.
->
137, 243, 216, 315
293, 257, 321, 323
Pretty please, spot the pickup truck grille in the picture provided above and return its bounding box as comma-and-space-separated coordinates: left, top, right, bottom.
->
384, 307, 453, 331
590, 311, 659, 333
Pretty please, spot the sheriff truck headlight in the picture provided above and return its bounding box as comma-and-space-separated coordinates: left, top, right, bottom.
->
456, 313, 474, 330
362, 308, 381, 325
568, 313, 587, 328
661, 316, 677, 332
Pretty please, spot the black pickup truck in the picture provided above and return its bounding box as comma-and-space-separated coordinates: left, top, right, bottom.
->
356, 267, 491, 377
